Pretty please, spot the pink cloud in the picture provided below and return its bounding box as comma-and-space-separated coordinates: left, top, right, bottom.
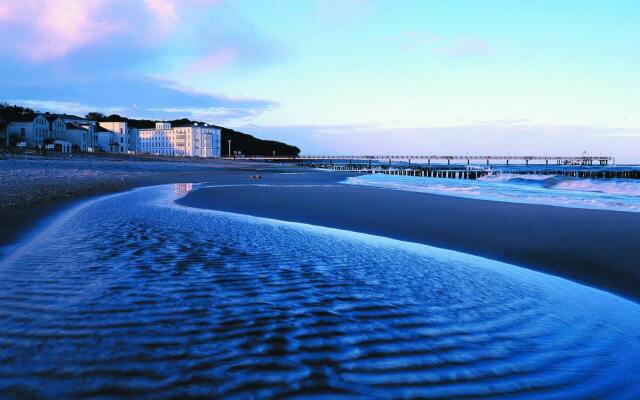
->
184, 48, 238, 77
0, 3, 9, 20
145, 0, 180, 23
0, 0, 125, 61
0, 0, 224, 61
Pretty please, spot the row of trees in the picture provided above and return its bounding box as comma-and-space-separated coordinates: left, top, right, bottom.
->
0, 103, 37, 121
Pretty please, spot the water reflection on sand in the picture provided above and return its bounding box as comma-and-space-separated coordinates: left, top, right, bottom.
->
0, 184, 639, 399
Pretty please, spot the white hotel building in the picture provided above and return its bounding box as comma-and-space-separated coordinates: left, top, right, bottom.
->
138, 122, 221, 158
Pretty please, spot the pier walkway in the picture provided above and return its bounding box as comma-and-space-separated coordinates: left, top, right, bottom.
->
232, 154, 614, 166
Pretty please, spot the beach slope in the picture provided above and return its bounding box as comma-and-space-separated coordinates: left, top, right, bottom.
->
178, 172, 640, 301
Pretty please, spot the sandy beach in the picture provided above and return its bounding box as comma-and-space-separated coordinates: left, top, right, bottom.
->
0, 154, 295, 247
177, 172, 640, 301
2, 155, 639, 301
2, 156, 640, 398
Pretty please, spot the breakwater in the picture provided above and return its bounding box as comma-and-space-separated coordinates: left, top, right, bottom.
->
302, 162, 640, 180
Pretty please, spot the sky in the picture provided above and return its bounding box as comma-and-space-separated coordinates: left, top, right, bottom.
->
1, 0, 639, 161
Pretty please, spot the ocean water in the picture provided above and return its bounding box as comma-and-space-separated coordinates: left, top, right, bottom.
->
343, 173, 640, 212
1, 184, 640, 399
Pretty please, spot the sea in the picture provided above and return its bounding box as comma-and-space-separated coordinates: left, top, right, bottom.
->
1, 181, 640, 399
343, 165, 640, 213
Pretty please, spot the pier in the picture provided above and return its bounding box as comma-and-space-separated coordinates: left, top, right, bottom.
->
234, 154, 640, 180
309, 166, 640, 180
234, 154, 615, 166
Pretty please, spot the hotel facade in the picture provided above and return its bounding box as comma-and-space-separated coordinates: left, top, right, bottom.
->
138, 122, 221, 158
6, 113, 98, 151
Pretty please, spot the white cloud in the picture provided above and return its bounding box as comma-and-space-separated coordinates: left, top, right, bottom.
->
145, 0, 180, 23
8, 99, 124, 116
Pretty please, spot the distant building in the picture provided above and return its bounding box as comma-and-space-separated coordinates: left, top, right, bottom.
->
5, 113, 99, 151
64, 122, 89, 152
44, 115, 66, 141
98, 121, 131, 153
56, 115, 97, 151
46, 140, 72, 153
138, 122, 221, 158
7, 113, 49, 148
7, 121, 32, 147
129, 128, 139, 153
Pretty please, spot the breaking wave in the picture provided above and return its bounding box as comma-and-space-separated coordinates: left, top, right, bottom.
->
343, 173, 640, 212
480, 173, 640, 196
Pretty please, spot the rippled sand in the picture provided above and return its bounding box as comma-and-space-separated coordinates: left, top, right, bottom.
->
1, 184, 639, 399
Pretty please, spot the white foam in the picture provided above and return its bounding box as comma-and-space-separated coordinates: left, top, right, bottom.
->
343, 174, 640, 213
553, 179, 640, 196
480, 173, 554, 182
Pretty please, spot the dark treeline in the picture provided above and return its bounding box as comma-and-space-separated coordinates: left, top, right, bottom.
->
1, 105, 301, 156
0, 103, 38, 121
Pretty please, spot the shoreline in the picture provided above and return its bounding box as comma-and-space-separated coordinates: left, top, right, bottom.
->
3, 156, 639, 302
0, 154, 295, 249
177, 174, 640, 302
3, 179, 639, 398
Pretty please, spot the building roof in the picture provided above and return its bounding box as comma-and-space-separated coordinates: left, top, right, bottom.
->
96, 125, 112, 132
65, 122, 88, 131
173, 122, 216, 128
44, 114, 63, 123
55, 114, 90, 122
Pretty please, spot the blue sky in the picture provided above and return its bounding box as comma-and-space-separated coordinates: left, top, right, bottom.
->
1, 0, 639, 161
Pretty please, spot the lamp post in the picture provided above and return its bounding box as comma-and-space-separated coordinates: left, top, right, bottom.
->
227, 140, 231, 158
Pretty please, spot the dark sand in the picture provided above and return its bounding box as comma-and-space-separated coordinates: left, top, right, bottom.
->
0, 154, 296, 247
178, 171, 640, 301
3, 156, 639, 301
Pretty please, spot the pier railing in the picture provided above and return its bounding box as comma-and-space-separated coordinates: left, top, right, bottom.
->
230, 154, 615, 166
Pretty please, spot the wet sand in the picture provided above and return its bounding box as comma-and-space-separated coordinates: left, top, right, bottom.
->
178, 171, 640, 301
4, 182, 640, 398
0, 154, 295, 248
3, 156, 639, 301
